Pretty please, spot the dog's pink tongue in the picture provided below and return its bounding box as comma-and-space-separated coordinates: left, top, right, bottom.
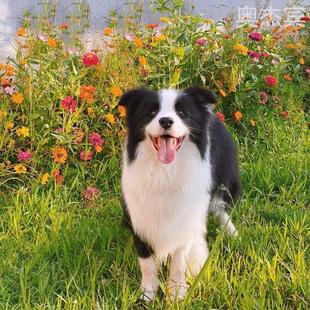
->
158, 137, 177, 164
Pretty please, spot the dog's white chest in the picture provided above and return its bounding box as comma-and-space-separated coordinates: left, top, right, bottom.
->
122, 139, 212, 259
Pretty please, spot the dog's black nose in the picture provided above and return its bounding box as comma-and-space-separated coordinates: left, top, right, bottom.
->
159, 117, 174, 129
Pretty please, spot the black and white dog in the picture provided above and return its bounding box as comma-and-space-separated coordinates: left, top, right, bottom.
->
119, 87, 241, 300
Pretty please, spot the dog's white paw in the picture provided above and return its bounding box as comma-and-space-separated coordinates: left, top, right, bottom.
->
140, 289, 156, 302
168, 283, 188, 301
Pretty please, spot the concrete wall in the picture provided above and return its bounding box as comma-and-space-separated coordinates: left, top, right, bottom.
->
1, 0, 309, 60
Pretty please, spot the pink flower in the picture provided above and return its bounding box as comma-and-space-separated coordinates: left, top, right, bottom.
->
258, 91, 268, 105
80, 150, 93, 161
82, 186, 101, 200
89, 132, 104, 147
196, 38, 208, 46
4, 86, 16, 95
216, 112, 225, 123
38, 34, 48, 42
17, 149, 32, 161
248, 50, 260, 59
124, 33, 135, 42
249, 32, 264, 42
264, 75, 278, 87
61, 96, 77, 113
82, 52, 100, 67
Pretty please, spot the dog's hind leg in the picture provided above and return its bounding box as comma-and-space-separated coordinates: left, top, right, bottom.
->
209, 197, 238, 237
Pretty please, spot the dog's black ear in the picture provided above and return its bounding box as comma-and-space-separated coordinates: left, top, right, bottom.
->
184, 87, 217, 109
118, 88, 149, 108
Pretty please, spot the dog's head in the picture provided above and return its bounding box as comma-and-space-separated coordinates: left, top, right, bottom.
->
119, 87, 217, 164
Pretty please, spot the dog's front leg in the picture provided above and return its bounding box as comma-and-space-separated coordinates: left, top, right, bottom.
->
139, 256, 159, 301
168, 248, 188, 300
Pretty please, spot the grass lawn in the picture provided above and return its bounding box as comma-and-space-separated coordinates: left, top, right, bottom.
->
0, 86, 308, 309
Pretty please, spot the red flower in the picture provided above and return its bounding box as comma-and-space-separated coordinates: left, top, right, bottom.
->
82, 52, 100, 67
17, 150, 32, 161
264, 75, 278, 87
249, 32, 263, 41
216, 112, 225, 123
146, 23, 159, 29
260, 51, 270, 58
300, 16, 310, 22
52, 169, 64, 184
280, 111, 289, 119
80, 150, 93, 161
82, 186, 101, 201
61, 96, 77, 112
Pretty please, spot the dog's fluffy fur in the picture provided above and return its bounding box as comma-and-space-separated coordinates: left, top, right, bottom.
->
119, 87, 241, 300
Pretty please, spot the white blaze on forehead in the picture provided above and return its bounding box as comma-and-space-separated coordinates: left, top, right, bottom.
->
158, 89, 180, 113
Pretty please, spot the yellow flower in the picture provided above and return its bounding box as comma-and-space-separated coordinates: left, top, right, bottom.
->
299, 58, 305, 65
52, 146, 68, 164
134, 38, 143, 48
14, 164, 27, 174
0, 63, 5, 70
41, 173, 50, 185
111, 86, 122, 97
106, 113, 116, 124
103, 27, 113, 36
250, 119, 256, 127
11, 93, 24, 104
47, 38, 57, 48
6, 122, 14, 130
16, 27, 27, 36
234, 43, 249, 55
19, 58, 26, 65
7, 139, 15, 149
0, 110, 8, 120
159, 17, 170, 23
16, 126, 30, 137
153, 34, 166, 42
139, 56, 147, 66
118, 105, 126, 117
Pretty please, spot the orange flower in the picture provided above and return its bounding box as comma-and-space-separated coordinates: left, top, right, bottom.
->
139, 56, 147, 66
59, 23, 69, 30
219, 89, 227, 97
299, 58, 305, 65
79, 85, 96, 103
111, 86, 122, 97
283, 74, 293, 81
47, 38, 57, 48
106, 113, 116, 124
5, 65, 17, 76
1, 77, 10, 87
118, 105, 126, 117
0, 63, 5, 70
234, 43, 249, 55
233, 111, 243, 122
16, 27, 27, 36
52, 146, 68, 164
250, 119, 256, 127
134, 37, 143, 48
11, 93, 24, 104
103, 27, 113, 36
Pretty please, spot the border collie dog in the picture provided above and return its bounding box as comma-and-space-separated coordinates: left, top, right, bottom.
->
119, 87, 241, 300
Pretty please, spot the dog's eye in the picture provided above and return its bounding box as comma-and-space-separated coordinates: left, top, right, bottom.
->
150, 111, 157, 117
177, 110, 186, 118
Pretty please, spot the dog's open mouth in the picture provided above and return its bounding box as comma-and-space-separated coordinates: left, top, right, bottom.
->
150, 135, 185, 164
